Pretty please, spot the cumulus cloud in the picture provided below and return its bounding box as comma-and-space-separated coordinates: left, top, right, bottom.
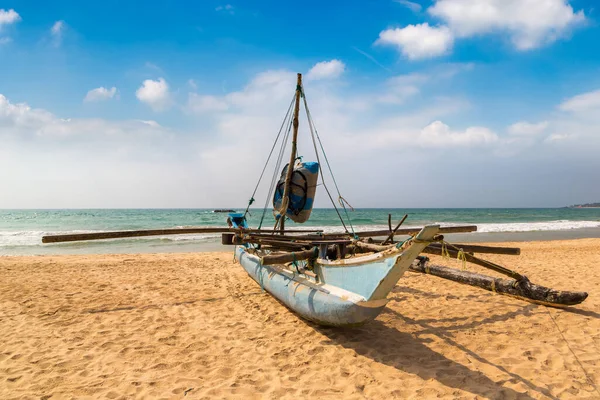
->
5, 68, 600, 208
378, 1, 585, 60
508, 121, 548, 136
136, 78, 172, 111
0, 8, 20, 27
306, 60, 346, 80
376, 23, 454, 60
84, 87, 118, 102
0, 8, 20, 43
428, 0, 585, 50
558, 89, 600, 113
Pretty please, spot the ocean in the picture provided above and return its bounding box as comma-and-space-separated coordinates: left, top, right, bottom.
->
1, 208, 600, 256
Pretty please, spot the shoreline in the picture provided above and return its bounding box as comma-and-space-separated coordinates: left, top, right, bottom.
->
3, 227, 600, 256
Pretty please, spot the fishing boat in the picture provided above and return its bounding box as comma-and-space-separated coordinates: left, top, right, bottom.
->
42, 73, 588, 327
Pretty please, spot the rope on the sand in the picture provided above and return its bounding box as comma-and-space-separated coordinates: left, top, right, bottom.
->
546, 308, 600, 397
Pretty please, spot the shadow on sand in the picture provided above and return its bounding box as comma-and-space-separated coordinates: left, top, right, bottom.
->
312, 304, 558, 400
555, 306, 600, 320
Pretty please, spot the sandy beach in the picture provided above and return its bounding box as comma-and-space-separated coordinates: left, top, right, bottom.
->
1, 239, 599, 399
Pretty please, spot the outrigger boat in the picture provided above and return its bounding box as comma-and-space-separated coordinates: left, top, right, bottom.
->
42, 73, 588, 327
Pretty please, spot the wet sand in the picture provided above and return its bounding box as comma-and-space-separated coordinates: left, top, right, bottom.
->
1, 239, 600, 399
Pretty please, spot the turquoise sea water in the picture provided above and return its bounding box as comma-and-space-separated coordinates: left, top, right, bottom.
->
1, 208, 600, 255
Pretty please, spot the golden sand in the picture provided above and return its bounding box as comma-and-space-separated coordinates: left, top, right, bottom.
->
1, 239, 600, 399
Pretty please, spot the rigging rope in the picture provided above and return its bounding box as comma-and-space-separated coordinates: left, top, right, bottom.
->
302, 91, 356, 236
245, 81, 356, 237
259, 100, 295, 230
244, 95, 296, 220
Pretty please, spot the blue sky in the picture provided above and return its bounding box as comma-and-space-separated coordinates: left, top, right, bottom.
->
1, 0, 600, 208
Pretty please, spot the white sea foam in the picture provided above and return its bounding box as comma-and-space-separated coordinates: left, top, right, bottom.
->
2, 220, 600, 249
321, 221, 600, 234
475, 220, 600, 233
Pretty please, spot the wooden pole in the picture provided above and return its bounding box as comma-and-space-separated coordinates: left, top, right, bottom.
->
427, 242, 520, 256
321, 225, 478, 238
42, 227, 323, 243
352, 241, 520, 256
381, 214, 408, 245
420, 246, 524, 280
278, 73, 303, 234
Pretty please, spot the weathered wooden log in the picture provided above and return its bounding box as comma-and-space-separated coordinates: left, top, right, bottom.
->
427, 243, 521, 256
409, 262, 588, 307
42, 227, 324, 243
260, 247, 319, 266
421, 245, 524, 280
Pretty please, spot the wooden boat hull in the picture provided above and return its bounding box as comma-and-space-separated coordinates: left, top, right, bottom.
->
235, 225, 441, 327
236, 246, 389, 327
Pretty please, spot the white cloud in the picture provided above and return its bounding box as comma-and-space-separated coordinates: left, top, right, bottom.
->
545, 133, 572, 142
0, 93, 166, 139
0, 8, 20, 44
138, 120, 161, 128
215, 4, 234, 14
225, 70, 296, 110
187, 93, 229, 113
395, 0, 422, 13
376, 23, 454, 60
558, 89, 600, 113
84, 87, 118, 102
419, 121, 498, 147
50, 20, 65, 47
508, 121, 548, 136
428, 0, 585, 50
136, 78, 172, 111
306, 60, 346, 80
3, 67, 600, 208
0, 8, 20, 28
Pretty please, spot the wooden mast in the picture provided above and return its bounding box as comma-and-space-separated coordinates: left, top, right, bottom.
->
278, 72, 303, 234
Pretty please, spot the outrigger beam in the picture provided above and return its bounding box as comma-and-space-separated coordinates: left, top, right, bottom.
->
41, 227, 324, 243
410, 259, 588, 307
